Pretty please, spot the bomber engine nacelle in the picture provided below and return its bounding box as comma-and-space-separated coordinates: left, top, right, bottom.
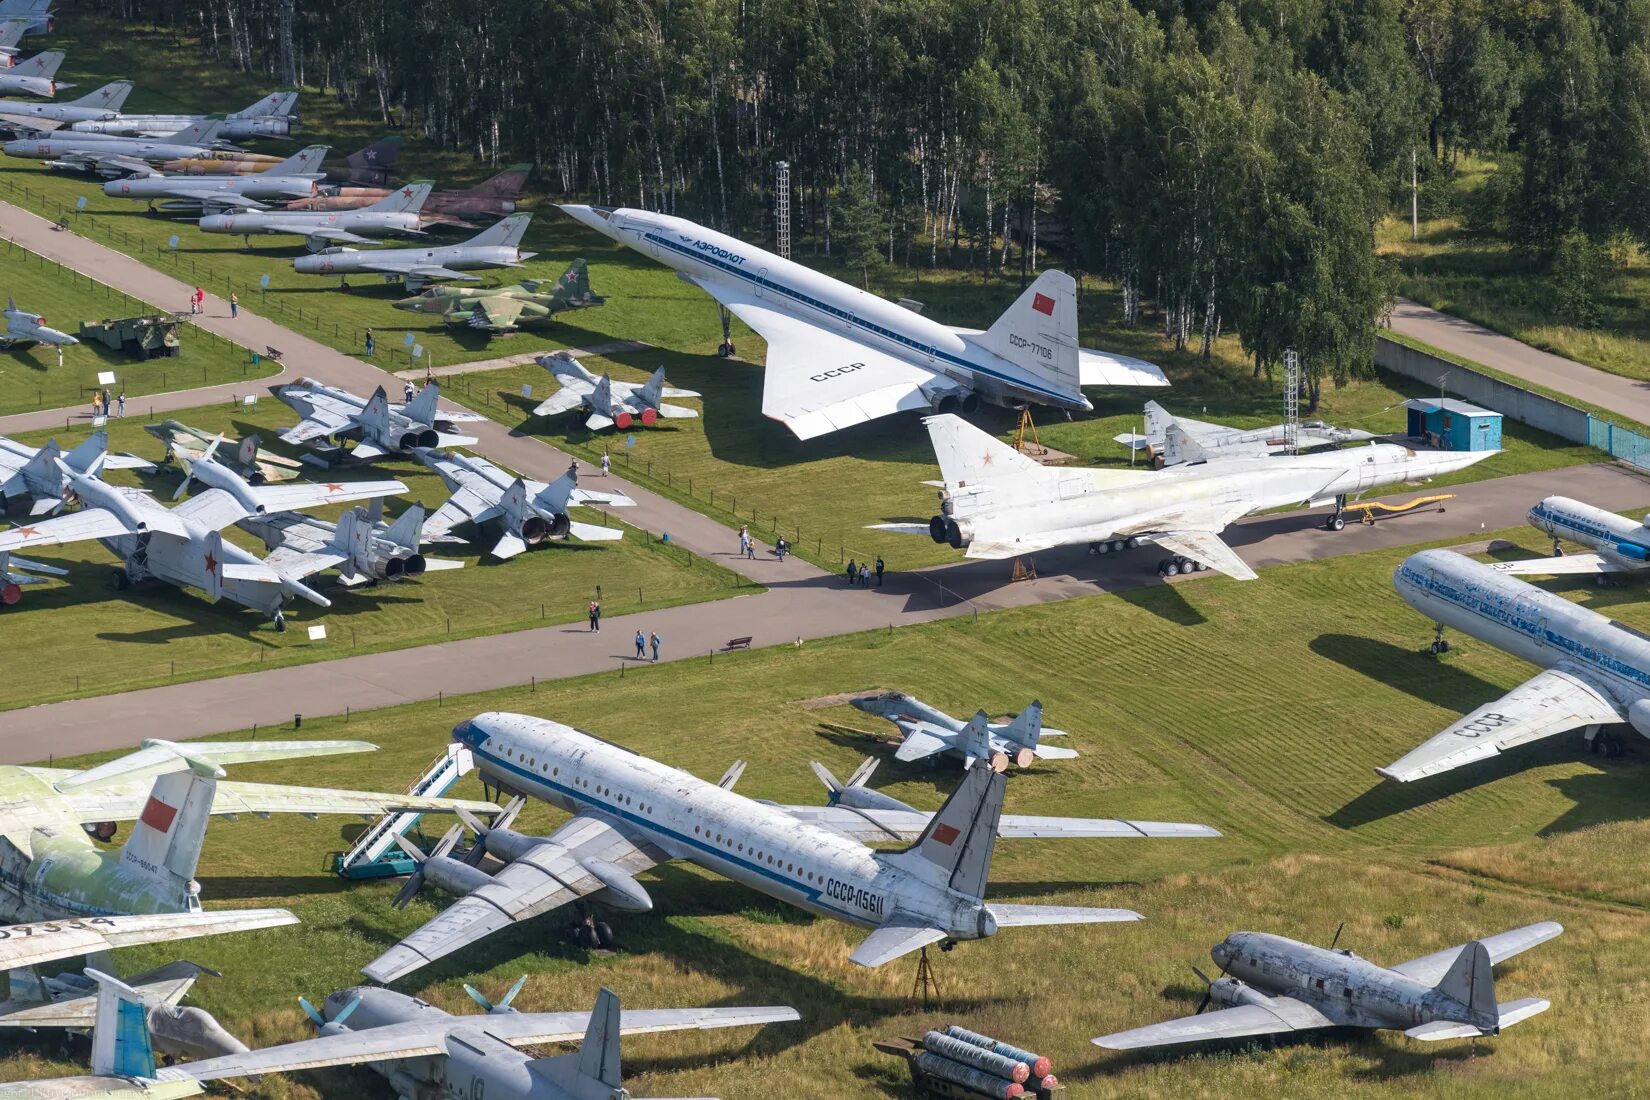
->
581, 858, 653, 912
1625, 699, 1650, 740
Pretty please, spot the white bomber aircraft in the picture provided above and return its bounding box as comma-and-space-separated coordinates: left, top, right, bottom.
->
875, 415, 1496, 579
0, 295, 76, 347
360, 712, 1219, 983
559, 205, 1167, 440
1380, 548, 1650, 781
1489, 495, 1650, 579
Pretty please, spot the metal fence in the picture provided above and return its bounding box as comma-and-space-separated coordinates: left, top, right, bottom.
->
1588, 417, 1650, 470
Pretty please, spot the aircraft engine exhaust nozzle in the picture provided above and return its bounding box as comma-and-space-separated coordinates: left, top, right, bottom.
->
520, 515, 550, 545
383, 555, 406, 579
398, 429, 440, 451
928, 515, 948, 544
545, 513, 572, 540
946, 517, 973, 549
1, 581, 20, 606
988, 751, 1010, 773
1010, 745, 1034, 768
639, 406, 658, 426
614, 410, 633, 430
401, 553, 427, 578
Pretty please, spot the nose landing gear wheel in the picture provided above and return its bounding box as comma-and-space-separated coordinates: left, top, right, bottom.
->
274, 611, 287, 634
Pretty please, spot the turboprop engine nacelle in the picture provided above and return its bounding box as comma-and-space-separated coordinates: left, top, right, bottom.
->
421, 855, 496, 897
582, 858, 653, 912
476, 826, 544, 864
1209, 977, 1273, 1009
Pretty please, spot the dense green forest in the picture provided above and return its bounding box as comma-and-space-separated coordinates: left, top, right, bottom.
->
91, 0, 1650, 400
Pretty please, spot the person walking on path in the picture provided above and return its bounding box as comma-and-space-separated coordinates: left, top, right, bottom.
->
115, 393, 125, 418
775, 537, 788, 561
875, 556, 885, 586
745, 538, 756, 560
859, 562, 870, 586
403, 380, 416, 403
187, 292, 198, 315
229, 292, 239, 318
365, 327, 375, 357
846, 558, 857, 585
588, 600, 601, 632
634, 629, 646, 659
90, 391, 102, 419
650, 630, 661, 662
101, 388, 111, 415
601, 450, 610, 477
195, 287, 204, 313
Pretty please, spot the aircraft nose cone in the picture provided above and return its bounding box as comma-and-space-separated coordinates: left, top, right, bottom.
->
1210, 938, 1235, 968
558, 204, 619, 240
391, 297, 419, 312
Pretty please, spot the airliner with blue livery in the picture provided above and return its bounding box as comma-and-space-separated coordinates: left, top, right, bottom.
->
1489, 495, 1650, 579
1379, 547, 1650, 782
360, 711, 1218, 983
558, 205, 1168, 440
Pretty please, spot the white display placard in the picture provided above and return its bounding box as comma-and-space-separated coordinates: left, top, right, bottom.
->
307, 625, 327, 641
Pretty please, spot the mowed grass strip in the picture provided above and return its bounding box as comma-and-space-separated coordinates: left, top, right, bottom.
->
1, 399, 747, 709
4, 529, 1648, 1094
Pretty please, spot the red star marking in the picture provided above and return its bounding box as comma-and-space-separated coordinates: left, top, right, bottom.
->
203, 551, 218, 576
324, 482, 345, 492
16, 526, 37, 537
980, 451, 994, 466
401, 187, 413, 198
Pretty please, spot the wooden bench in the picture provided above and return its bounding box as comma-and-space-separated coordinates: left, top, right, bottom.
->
725, 636, 753, 651
265, 345, 285, 361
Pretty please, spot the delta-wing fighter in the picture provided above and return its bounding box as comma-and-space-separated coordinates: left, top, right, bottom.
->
145, 419, 301, 484
1488, 495, 1650, 579
276, 379, 483, 460
70, 90, 298, 140
0, 295, 75, 346
360, 712, 1218, 983
1379, 548, 1650, 781
2, 430, 151, 514
163, 983, 798, 1098
874, 415, 1496, 580
242, 500, 462, 586
1093, 921, 1562, 1050
102, 144, 326, 210
561, 204, 1168, 440
418, 451, 634, 559
0, 79, 129, 130
1116, 400, 1376, 467
293, 212, 535, 290
531, 354, 699, 430
4, 117, 235, 177
160, 135, 398, 185
199, 180, 432, 250
850, 693, 1077, 768
284, 163, 530, 225
394, 258, 605, 334
0, 48, 63, 97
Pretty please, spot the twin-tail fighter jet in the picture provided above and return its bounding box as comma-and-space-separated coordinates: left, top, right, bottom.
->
417, 451, 634, 559
874, 415, 1496, 579
276, 379, 483, 460
1115, 400, 1376, 468
163, 983, 799, 1098
531, 352, 700, 430
0, 295, 76, 347
359, 712, 1218, 983
199, 180, 433, 251
1093, 921, 1562, 1050
560, 204, 1167, 441
849, 693, 1077, 768
1488, 495, 1650, 579
292, 211, 535, 290
242, 500, 462, 587
394, 258, 606, 334
1379, 547, 1650, 780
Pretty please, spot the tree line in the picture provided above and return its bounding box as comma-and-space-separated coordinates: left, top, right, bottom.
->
97, 0, 1647, 405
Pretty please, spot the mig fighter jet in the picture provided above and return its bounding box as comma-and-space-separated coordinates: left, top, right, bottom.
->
531, 353, 699, 430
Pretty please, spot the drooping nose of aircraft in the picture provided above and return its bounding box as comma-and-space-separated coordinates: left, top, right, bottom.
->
558, 204, 619, 241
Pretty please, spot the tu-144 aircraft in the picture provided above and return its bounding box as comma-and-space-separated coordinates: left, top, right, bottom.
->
417, 450, 634, 559
1380, 547, 1650, 781
850, 693, 1077, 768
359, 712, 1218, 983
1094, 921, 1562, 1050
559, 204, 1168, 441
1489, 495, 1650, 579
531, 353, 700, 430
276, 379, 483, 460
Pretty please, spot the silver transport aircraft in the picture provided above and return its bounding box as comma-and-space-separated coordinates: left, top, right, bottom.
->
1381, 547, 1650, 780
361, 712, 1219, 983
1488, 495, 1650, 579
1094, 921, 1561, 1050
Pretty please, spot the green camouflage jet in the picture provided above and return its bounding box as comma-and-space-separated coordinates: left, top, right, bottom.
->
392, 258, 605, 335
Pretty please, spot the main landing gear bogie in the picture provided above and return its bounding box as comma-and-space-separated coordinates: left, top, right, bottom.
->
1158, 555, 1208, 578
567, 906, 617, 951
1088, 537, 1144, 556
1590, 729, 1628, 758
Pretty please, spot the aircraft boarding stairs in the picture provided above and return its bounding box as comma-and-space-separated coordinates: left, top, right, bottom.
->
332, 744, 474, 879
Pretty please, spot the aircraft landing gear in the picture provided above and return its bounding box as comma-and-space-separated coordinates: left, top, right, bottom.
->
1428, 622, 1450, 655
1158, 555, 1207, 578
273, 610, 287, 634
1589, 727, 1626, 757
109, 568, 131, 591
1089, 537, 1142, 556
339, 278, 351, 293
1325, 494, 1347, 531
716, 303, 735, 358
566, 902, 617, 950
1553, 541, 1565, 557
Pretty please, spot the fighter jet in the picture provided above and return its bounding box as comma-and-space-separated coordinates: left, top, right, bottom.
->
0, 458, 405, 628
199, 180, 431, 251
0, 48, 63, 97
1093, 921, 1562, 1050
0, 295, 75, 346
162, 135, 399, 186
849, 693, 1077, 768
561, 204, 1168, 440
0, 17, 35, 63
283, 163, 531, 225
102, 144, 327, 211
394, 258, 605, 334
276, 379, 483, 460
2, 430, 151, 513
417, 451, 634, 559
1379, 548, 1650, 780
0, 0, 49, 38
1115, 400, 1376, 468
163, 432, 404, 516
0, 78, 128, 130
360, 711, 1219, 983
162, 983, 798, 1097
4, 117, 236, 177
69, 90, 298, 140
293, 212, 535, 290
145, 419, 301, 484
530, 354, 699, 430
873, 415, 1497, 580
242, 501, 463, 586
1487, 496, 1650, 579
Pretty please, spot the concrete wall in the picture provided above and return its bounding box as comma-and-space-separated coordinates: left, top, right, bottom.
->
1375, 334, 1590, 445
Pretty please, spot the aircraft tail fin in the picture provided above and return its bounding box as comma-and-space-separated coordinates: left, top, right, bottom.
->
999, 701, 1043, 749
1435, 940, 1499, 1030
466, 212, 531, 249
18, 437, 61, 499
490, 479, 534, 560
637, 366, 667, 410
400, 380, 440, 426
87, 969, 157, 1081
922, 414, 1055, 490
1163, 421, 1208, 466
72, 80, 131, 110
114, 758, 224, 909
874, 761, 1004, 901
235, 433, 261, 471
367, 180, 433, 213
268, 144, 327, 177
975, 269, 1082, 403
61, 430, 110, 477
957, 710, 998, 768
1143, 400, 1174, 442
164, 117, 223, 147
200, 530, 225, 601
8, 965, 44, 1005
534, 464, 577, 516
360, 385, 392, 437
383, 503, 423, 550
588, 374, 615, 416
467, 163, 530, 198
15, 48, 59, 78
526, 986, 623, 1099
344, 136, 401, 175
237, 90, 298, 119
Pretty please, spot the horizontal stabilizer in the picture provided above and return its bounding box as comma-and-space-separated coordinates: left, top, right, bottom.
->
987, 904, 1143, 927
1405, 997, 1549, 1041
56, 738, 376, 792
849, 913, 947, 968
568, 520, 624, 542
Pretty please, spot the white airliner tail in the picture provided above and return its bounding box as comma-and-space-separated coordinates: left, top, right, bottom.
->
875, 760, 1004, 899
975, 270, 1082, 401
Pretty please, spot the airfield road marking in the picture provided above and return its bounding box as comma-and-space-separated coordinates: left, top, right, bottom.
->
390, 340, 653, 380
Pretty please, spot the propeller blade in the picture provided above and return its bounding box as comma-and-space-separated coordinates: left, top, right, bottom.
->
389, 831, 428, 863
203, 433, 225, 462
496, 974, 528, 1011
298, 997, 325, 1028
1329, 921, 1345, 952
431, 822, 465, 860
462, 983, 493, 1013
1191, 966, 1212, 987
331, 995, 362, 1028
171, 474, 191, 501
494, 795, 527, 831
846, 756, 880, 788
391, 870, 426, 910
1195, 990, 1213, 1015
809, 760, 842, 798
454, 806, 489, 836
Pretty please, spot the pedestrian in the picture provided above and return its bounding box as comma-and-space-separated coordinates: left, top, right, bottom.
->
776, 537, 788, 561
365, 327, 375, 357
650, 630, 661, 662
102, 388, 111, 414
875, 555, 885, 586
229, 292, 239, 318
745, 538, 756, 560
187, 292, 197, 315
846, 558, 857, 585
116, 392, 125, 418
600, 450, 610, 477
634, 629, 646, 659
90, 391, 101, 418
588, 600, 601, 632
195, 287, 204, 312
403, 380, 416, 403
738, 524, 748, 553
859, 563, 870, 586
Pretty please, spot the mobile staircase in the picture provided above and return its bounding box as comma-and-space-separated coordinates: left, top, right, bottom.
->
332, 743, 474, 879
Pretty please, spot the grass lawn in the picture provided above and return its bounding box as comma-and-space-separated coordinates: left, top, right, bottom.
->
1379, 156, 1650, 384
0, 235, 274, 416
0, 399, 748, 710
3, 530, 1648, 1095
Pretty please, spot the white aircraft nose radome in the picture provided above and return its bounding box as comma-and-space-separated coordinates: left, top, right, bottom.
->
557, 204, 620, 240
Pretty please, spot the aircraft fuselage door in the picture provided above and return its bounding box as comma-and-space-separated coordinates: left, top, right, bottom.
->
757, 267, 767, 299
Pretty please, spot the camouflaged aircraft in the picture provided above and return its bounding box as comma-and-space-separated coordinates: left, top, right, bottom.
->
393, 258, 605, 334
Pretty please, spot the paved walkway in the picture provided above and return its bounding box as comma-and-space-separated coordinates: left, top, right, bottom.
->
1389, 297, 1650, 423
391, 340, 651, 380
